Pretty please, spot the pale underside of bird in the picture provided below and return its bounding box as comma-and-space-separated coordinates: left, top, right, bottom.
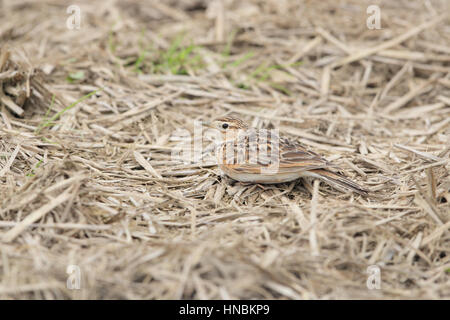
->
208, 117, 369, 196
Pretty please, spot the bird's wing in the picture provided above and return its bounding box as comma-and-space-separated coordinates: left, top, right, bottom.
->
276, 137, 331, 171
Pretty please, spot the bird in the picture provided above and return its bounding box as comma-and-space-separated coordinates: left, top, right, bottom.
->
206, 116, 368, 196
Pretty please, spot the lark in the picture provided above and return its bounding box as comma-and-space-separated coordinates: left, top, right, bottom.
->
207, 117, 368, 195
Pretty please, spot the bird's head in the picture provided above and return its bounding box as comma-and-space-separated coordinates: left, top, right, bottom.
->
207, 117, 249, 133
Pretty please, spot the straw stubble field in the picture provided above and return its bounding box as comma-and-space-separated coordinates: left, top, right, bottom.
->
0, 0, 449, 299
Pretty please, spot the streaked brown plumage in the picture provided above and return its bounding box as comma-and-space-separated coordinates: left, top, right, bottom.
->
208, 117, 368, 196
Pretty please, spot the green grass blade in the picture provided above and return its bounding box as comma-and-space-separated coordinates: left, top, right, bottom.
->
35, 89, 101, 134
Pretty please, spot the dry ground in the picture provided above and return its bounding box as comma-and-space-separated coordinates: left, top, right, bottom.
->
0, 0, 449, 299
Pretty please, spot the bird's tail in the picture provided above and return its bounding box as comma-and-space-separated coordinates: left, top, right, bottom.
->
307, 169, 369, 196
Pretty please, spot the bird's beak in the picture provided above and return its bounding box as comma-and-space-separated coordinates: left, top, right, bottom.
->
202, 120, 213, 128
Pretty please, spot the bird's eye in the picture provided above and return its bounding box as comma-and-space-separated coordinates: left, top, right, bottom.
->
222, 123, 229, 129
